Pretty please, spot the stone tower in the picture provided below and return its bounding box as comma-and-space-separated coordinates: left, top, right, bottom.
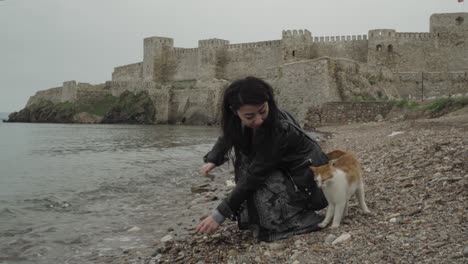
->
197, 38, 229, 80
143, 37, 175, 82
367, 29, 397, 68
281, 29, 313, 63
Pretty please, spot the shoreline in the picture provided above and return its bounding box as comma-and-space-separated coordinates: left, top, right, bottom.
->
116, 108, 468, 263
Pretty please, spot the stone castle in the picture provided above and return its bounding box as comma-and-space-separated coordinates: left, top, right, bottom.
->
26, 13, 468, 125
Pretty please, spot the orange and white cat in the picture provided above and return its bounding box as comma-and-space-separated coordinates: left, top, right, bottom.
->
310, 150, 371, 228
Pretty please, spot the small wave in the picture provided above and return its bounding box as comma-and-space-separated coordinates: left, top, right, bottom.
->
0, 227, 33, 237
53, 235, 88, 245
0, 208, 16, 217
23, 197, 72, 211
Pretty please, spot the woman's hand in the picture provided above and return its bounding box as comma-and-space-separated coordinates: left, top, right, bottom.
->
200, 162, 216, 177
195, 215, 220, 234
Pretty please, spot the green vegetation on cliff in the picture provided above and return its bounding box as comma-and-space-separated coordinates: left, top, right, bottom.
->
102, 91, 155, 124
7, 91, 156, 124
390, 97, 468, 117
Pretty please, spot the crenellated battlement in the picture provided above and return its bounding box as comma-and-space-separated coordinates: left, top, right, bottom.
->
172, 47, 199, 55
312, 35, 368, 43
114, 62, 143, 71
368, 30, 435, 39
282, 29, 312, 38
394, 32, 435, 39
144, 36, 174, 46
198, 38, 230, 47
227, 40, 281, 49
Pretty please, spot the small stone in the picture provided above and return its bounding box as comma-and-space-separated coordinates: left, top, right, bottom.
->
463, 246, 468, 257
325, 234, 337, 244
127, 226, 141, 232
375, 114, 383, 122
332, 233, 351, 245
294, 240, 303, 246
264, 251, 271, 256
225, 180, 235, 188
430, 241, 447, 248
439, 233, 449, 241
190, 184, 211, 194
160, 235, 173, 243
269, 243, 287, 251
291, 251, 301, 260
387, 213, 401, 218
254, 256, 261, 262
449, 253, 463, 259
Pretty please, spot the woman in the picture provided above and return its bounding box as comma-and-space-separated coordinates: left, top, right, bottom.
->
195, 76, 329, 242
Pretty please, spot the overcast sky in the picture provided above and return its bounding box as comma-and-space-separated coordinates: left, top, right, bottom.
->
0, 0, 466, 112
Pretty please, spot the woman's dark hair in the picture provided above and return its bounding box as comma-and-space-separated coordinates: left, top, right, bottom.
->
221, 76, 279, 150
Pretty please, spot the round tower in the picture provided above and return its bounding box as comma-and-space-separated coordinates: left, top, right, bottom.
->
143, 37, 174, 82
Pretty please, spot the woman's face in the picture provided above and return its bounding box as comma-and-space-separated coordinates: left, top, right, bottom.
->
236, 101, 269, 129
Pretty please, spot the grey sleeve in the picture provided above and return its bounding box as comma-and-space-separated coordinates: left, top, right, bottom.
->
211, 208, 226, 225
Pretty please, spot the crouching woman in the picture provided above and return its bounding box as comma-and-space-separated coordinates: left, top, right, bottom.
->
196, 76, 328, 242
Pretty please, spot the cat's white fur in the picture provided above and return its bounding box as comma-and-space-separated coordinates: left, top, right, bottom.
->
312, 151, 371, 228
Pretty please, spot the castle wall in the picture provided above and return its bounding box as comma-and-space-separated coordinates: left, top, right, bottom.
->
26, 81, 111, 107
368, 28, 467, 72
172, 48, 199, 81
108, 81, 157, 97
398, 71, 468, 100
305, 102, 393, 127
224, 40, 283, 80
430, 13, 468, 34
20, 12, 468, 126
309, 35, 368, 63
168, 87, 223, 125
268, 58, 401, 125
75, 83, 110, 101
26, 87, 63, 107
112, 62, 143, 82
326, 58, 400, 101
149, 86, 170, 124
435, 32, 468, 72
368, 30, 435, 72
267, 59, 337, 124
143, 37, 174, 82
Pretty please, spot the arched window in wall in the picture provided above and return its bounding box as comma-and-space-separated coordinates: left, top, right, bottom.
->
388, 44, 394, 52
376, 44, 382, 51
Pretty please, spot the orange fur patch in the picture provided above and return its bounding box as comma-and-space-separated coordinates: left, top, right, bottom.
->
311, 150, 362, 184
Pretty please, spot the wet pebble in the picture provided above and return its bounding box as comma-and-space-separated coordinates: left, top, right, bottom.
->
269, 243, 287, 251
324, 234, 337, 244
160, 235, 173, 243
332, 233, 351, 245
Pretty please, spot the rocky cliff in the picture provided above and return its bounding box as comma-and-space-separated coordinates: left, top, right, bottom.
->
7, 91, 156, 125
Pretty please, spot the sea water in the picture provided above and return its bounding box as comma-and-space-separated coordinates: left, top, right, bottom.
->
0, 122, 219, 263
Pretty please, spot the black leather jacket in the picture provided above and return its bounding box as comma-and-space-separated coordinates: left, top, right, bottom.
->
203, 109, 329, 218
